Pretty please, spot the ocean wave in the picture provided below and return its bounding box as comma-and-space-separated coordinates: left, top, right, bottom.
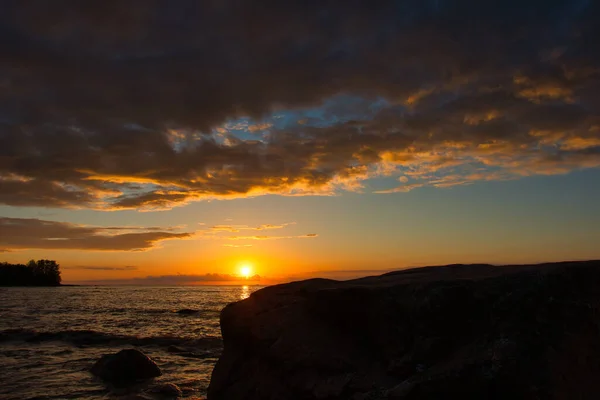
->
0, 328, 222, 350
91, 307, 218, 316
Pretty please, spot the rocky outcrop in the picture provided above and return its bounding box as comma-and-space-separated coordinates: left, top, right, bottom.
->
91, 349, 161, 384
208, 261, 600, 399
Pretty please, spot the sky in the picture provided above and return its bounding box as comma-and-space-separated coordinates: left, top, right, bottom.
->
1, 1, 599, 284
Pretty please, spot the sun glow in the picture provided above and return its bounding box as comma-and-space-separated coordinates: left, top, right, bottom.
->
239, 264, 253, 278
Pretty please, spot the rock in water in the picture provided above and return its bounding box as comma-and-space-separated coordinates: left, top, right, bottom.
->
208, 261, 600, 399
149, 383, 183, 398
91, 349, 161, 384
176, 309, 200, 315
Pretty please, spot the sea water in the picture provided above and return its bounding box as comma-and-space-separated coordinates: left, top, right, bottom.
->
0, 285, 259, 399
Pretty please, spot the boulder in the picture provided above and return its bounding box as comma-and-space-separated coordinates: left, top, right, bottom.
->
208, 260, 600, 399
91, 349, 161, 384
149, 383, 183, 398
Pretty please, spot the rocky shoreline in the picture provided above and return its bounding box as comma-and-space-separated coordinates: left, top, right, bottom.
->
208, 261, 600, 399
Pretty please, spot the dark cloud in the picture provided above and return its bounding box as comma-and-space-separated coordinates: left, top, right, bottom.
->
0, 217, 191, 251
0, 179, 98, 208
0, 0, 599, 208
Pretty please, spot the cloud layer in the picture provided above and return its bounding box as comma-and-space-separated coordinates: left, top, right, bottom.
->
206, 223, 317, 246
1, 1, 599, 209
209, 223, 296, 233
0, 217, 190, 251
0, 217, 315, 251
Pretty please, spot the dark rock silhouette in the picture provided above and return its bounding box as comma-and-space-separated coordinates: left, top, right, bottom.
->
91, 349, 161, 384
208, 260, 600, 399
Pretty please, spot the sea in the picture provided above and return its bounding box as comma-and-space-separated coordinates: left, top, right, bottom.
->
0, 285, 260, 400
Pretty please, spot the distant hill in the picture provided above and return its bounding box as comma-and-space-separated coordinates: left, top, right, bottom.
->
0, 260, 62, 286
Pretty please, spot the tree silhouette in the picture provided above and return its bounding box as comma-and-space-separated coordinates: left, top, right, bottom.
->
0, 259, 62, 286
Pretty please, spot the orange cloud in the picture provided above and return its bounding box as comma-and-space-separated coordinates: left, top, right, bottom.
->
210, 222, 296, 232
227, 234, 318, 241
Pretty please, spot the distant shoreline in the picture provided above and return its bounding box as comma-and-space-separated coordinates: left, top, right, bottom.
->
0, 283, 262, 287
1, 260, 63, 286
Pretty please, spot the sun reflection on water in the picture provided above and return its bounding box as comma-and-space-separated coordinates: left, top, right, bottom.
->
240, 285, 250, 300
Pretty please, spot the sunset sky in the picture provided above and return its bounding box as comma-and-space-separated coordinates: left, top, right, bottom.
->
1, 1, 599, 284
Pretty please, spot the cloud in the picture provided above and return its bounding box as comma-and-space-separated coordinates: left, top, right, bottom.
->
227, 234, 318, 241
79, 273, 261, 285
0, 1, 599, 209
0, 217, 191, 251
64, 265, 139, 271
202, 222, 314, 243
210, 222, 295, 232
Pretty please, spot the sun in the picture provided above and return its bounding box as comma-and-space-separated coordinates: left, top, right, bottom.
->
239, 264, 253, 279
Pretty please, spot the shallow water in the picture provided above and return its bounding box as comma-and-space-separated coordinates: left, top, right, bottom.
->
0, 285, 260, 399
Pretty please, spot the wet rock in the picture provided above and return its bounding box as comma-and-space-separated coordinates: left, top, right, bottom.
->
208, 261, 600, 399
149, 383, 183, 398
176, 309, 200, 315
91, 349, 161, 384
167, 345, 186, 353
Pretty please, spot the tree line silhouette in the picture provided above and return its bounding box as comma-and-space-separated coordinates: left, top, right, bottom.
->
0, 259, 62, 286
